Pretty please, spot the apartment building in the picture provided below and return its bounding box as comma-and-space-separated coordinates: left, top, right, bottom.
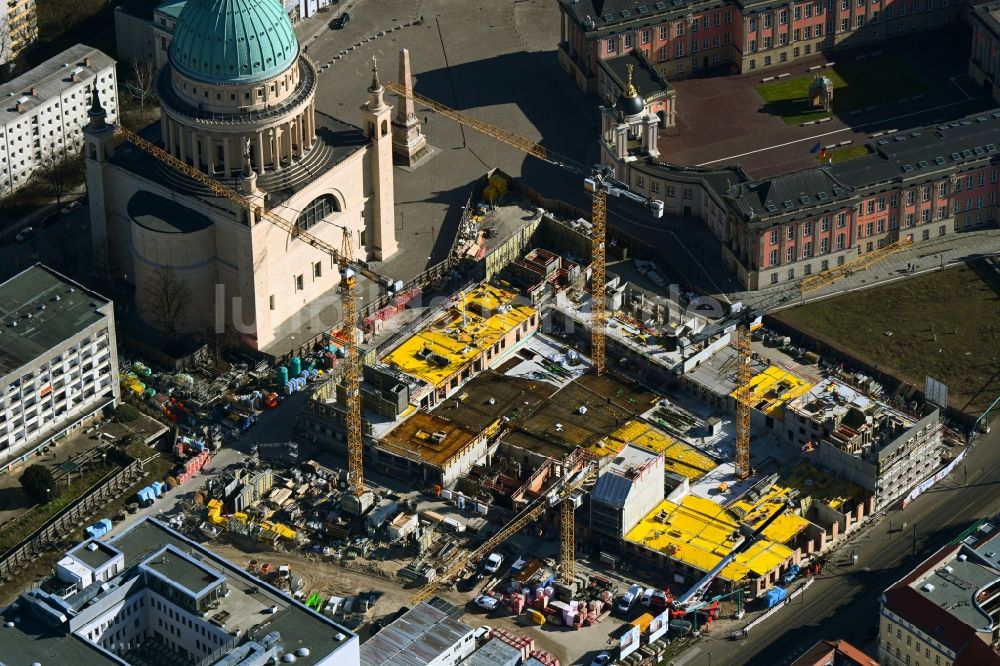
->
880, 543, 1000, 666
784, 378, 942, 509
970, 1, 1000, 105
0, 44, 117, 195
0, 265, 120, 474
5, 518, 360, 666
558, 0, 962, 88
1, 0, 38, 65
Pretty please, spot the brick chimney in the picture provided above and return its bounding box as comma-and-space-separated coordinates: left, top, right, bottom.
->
30, 87, 37, 97
83, 57, 91, 67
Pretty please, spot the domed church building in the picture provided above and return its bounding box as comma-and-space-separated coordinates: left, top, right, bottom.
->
85, 0, 397, 352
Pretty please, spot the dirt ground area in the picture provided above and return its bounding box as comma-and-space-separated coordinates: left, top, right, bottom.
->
203, 538, 627, 664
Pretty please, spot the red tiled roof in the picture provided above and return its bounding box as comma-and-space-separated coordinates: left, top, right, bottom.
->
791, 639, 878, 666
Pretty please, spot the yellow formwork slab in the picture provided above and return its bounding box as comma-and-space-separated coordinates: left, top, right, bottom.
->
731, 365, 813, 419
626, 494, 797, 583
591, 420, 716, 479
383, 284, 535, 387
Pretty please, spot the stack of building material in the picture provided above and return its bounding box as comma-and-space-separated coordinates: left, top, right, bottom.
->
527, 650, 559, 666
176, 451, 210, 484
490, 628, 534, 660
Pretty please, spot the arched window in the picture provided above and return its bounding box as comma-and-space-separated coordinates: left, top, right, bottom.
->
296, 194, 341, 230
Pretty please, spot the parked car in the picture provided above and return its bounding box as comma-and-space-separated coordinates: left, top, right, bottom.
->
617, 583, 643, 614
483, 552, 503, 574
15, 227, 34, 242
329, 12, 350, 28
61, 201, 82, 215
474, 595, 499, 611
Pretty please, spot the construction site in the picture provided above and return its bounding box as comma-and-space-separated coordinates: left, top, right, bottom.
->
64, 74, 975, 666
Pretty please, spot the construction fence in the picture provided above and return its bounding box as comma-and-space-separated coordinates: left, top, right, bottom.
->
0, 459, 145, 580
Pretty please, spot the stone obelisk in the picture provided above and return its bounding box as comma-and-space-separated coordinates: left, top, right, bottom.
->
391, 48, 432, 167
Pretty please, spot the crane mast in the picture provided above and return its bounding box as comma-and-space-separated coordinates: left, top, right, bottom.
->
339, 227, 364, 498
734, 325, 752, 480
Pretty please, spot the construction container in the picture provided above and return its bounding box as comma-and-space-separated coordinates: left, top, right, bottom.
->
84, 518, 113, 539
764, 586, 788, 608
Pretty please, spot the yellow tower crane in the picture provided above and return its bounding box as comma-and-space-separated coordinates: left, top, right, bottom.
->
113, 124, 379, 496
337, 226, 364, 497
382, 82, 663, 376
733, 325, 753, 480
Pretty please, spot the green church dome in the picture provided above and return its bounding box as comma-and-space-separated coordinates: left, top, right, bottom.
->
169, 0, 298, 85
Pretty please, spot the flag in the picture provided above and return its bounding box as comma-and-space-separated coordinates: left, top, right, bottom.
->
809, 141, 821, 154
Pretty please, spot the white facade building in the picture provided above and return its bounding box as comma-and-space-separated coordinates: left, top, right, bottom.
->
0, 44, 117, 196
6, 518, 360, 666
0, 265, 120, 474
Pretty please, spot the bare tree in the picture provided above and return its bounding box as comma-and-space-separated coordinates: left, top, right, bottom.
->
142, 267, 192, 341
33, 144, 83, 206
0, 20, 12, 71
126, 58, 158, 124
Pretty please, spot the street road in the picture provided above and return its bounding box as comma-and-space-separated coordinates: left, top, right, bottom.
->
687, 424, 1000, 666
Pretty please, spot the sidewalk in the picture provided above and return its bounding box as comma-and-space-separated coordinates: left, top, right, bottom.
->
735, 226, 1000, 310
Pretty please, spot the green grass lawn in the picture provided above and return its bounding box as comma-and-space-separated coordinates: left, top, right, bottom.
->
756, 55, 925, 125
818, 144, 871, 164
775, 261, 1000, 415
